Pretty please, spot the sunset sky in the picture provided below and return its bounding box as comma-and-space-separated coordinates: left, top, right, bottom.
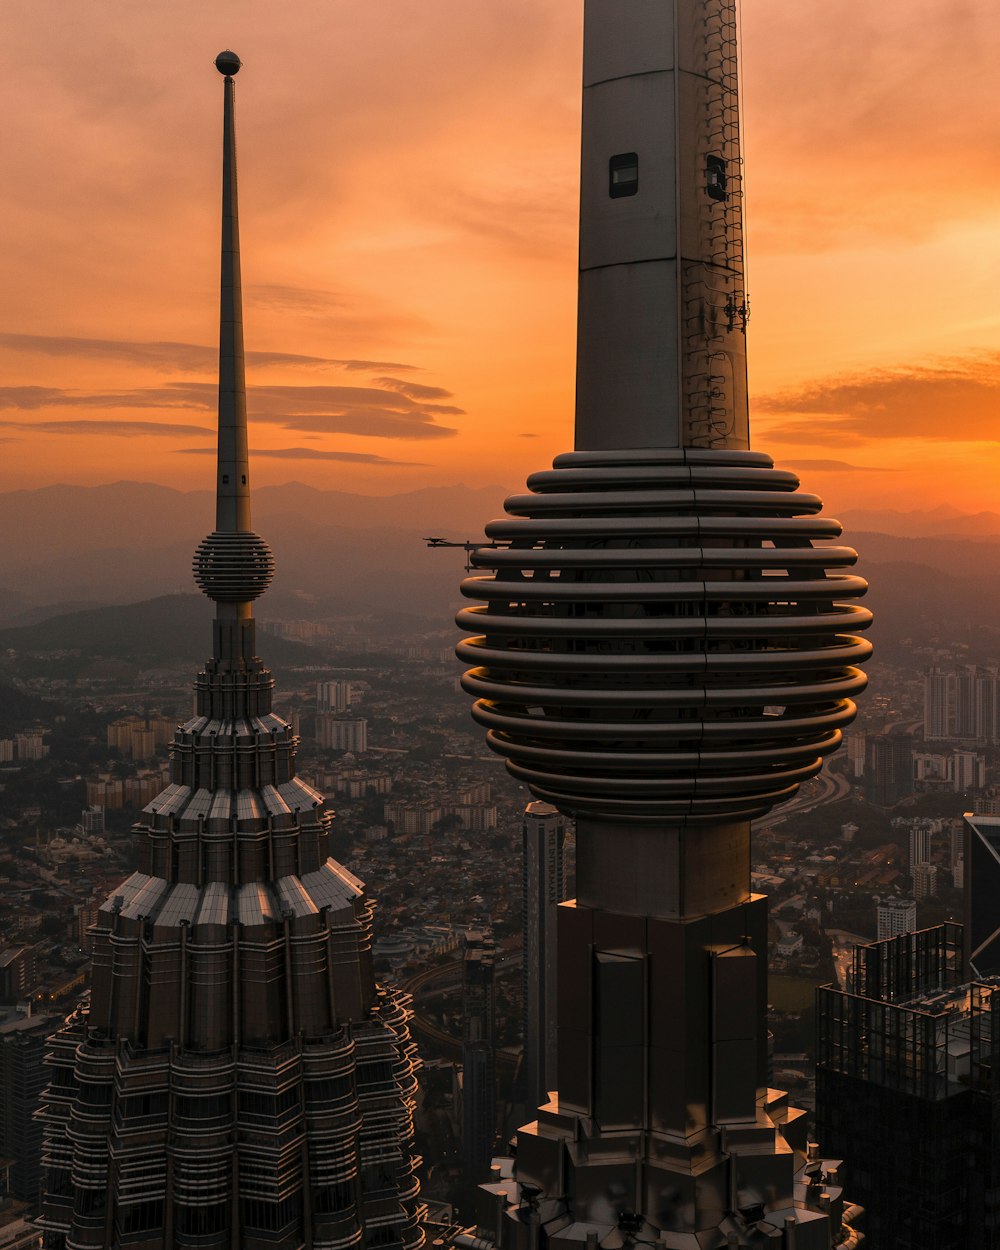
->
2, 0, 1000, 515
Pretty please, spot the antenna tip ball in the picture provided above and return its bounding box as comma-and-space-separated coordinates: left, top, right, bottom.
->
215, 50, 242, 76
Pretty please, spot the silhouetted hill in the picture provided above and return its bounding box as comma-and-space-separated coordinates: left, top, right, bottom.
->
852, 531, 1000, 580
0, 684, 54, 735
6, 484, 1000, 661
0, 480, 505, 621
0, 595, 318, 669
843, 506, 1000, 539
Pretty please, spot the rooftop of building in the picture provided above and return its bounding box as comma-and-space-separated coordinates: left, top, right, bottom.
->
0, 1008, 58, 1037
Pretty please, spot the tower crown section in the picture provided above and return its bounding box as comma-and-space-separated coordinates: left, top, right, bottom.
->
40, 53, 424, 1250
458, 448, 872, 823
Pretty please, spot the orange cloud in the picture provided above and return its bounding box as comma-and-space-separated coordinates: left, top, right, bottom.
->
758, 354, 1000, 443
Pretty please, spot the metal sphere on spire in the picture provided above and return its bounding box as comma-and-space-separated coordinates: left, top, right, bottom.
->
215, 49, 241, 75
193, 530, 274, 602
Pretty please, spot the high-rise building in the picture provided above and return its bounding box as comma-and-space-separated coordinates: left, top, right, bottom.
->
912, 862, 938, 900
924, 665, 957, 740
38, 54, 422, 1250
925, 664, 1000, 744
0, 951, 38, 1005
845, 731, 865, 779
913, 749, 986, 794
520, 802, 567, 1112
14, 736, 46, 763
909, 822, 932, 872
0, 1011, 58, 1210
317, 681, 356, 714
964, 812, 1000, 977
876, 896, 918, 941
864, 732, 913, 806
453, 2, 870, 1244
461, 929, 496, 1184
817, 923, 1000, 1248
78, 806, 104, 837
953, 748, 985, 792
317, 716, 368, 754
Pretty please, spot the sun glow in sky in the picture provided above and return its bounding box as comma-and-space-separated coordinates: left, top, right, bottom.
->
2, 0, 1000, 515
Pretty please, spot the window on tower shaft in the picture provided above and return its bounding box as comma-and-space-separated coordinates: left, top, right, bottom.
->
707, 155, 728, 201
609, 152, 638, 198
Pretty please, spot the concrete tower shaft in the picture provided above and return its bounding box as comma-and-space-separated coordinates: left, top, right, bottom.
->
576, 0, 749, 451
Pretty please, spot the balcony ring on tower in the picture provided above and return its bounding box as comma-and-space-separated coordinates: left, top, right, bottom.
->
194, 530, 274, 602
456, 447, 873, 824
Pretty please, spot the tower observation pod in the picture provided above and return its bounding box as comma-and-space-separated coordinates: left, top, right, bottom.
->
38, 55, 424, 1250
456, 3, 870, 1247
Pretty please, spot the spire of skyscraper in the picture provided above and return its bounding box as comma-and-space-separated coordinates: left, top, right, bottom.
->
457, 4, 870, 1246
38, 55, 424, 1250
192, 51, 275, 684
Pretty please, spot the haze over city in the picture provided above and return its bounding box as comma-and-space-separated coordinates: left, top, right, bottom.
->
2, 0, 1000, 514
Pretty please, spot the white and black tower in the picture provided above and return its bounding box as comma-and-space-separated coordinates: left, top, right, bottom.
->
456, 3, 871, 1246
38, 54, 424, 1250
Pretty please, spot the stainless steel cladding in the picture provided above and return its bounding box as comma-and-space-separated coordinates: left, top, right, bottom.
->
575, 1, 749, 451
457, 448, 872, 823
193, 529, 275, 602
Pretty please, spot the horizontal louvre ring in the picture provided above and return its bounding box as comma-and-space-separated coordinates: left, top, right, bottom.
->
455, 448, 872, 823
194, 530, 275, 603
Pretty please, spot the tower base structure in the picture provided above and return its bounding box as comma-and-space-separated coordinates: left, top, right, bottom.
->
471, 891, 861, 1249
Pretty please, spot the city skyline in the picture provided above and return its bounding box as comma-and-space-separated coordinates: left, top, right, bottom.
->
1, 1, 1000, 513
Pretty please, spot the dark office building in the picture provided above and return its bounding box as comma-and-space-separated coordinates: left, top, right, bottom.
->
964, 813, 1000, 977
37, 54, 422, 1250
865, 732, 914, 807
0, 1012, 56, 1209
461, 930, 496, 1183
817, 923, 1000, 1248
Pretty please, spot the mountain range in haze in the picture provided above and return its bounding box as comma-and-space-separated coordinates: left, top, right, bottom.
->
3, 482, 1000, 663
0, 480, 504, 624
840, 504, 1000, 540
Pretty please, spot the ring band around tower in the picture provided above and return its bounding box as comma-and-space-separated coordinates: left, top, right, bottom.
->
458, 446, 871, 824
